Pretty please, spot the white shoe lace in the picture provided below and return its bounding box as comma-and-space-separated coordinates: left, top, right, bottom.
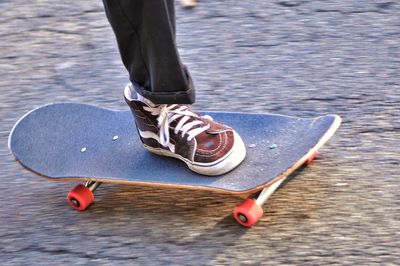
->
143, 104, 212, 149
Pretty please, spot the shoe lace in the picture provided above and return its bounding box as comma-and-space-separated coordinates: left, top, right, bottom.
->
143, 104, 212, 149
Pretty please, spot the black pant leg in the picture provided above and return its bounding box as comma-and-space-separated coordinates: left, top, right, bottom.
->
103, 0, 195, 104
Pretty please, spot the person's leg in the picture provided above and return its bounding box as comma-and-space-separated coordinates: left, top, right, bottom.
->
102, 0, 246, 175
103, 0, 195, 104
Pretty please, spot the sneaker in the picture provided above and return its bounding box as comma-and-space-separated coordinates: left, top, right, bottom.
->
124, 83, 246, 176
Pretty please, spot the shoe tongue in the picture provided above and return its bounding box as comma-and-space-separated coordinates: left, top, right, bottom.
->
169, 106, 193, 127
168, 106, 229, 134
168, 105, 205, 130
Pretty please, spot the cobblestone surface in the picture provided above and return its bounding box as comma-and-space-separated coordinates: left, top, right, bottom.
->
1, 0, 399, 265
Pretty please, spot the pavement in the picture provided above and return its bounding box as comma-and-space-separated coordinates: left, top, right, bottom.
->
1, 0, 399, 265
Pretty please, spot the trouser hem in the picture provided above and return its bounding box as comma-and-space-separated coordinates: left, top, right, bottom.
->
131, 81, 196, 104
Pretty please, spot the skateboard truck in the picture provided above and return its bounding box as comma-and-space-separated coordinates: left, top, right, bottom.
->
85, 180, 102, 191
233, 151, 318, 227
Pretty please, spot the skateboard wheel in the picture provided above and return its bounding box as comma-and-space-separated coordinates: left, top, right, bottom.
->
305, 151, 318, 166
233, 199, 263, 227
67, 184, 94, 211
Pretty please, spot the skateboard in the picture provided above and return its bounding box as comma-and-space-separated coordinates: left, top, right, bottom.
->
8, 103, 341, 227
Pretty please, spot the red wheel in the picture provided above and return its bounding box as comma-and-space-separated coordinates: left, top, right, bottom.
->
305, 151, 318, 166
67, 184, 94, 211
233, 199, 264, 227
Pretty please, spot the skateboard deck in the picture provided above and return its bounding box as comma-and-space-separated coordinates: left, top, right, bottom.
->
9, 103, 340, 193
9, 103, 340, 226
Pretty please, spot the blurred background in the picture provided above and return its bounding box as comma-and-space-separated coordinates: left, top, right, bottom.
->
1, 0, 399, 265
